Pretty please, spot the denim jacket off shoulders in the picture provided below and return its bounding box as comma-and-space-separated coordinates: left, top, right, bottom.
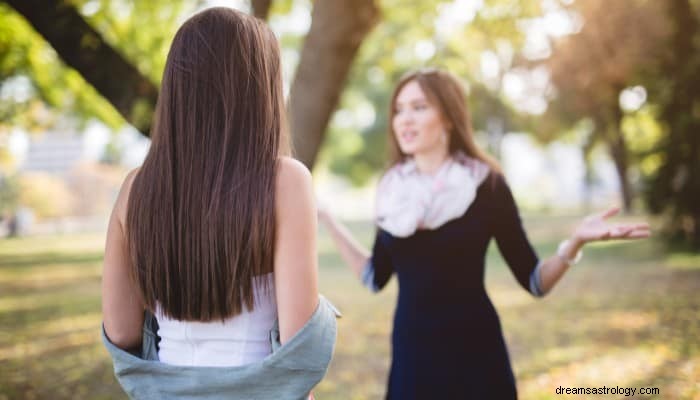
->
102, 296, 339, 400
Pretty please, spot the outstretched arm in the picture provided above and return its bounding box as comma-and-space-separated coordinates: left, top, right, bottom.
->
536, 206, 651, 294
490, 173, 650, 297
317, 207, 370, 279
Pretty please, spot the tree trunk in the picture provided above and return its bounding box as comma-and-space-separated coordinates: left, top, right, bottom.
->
7, 214, 18, 237
647, 0, 700, 249
288, 0, 380, 169
669, 0, 700, 249
5, 0, 159, 135
581, 135, 597, 214
251, 0, 272, 20
607, 127, 633, 213
596, 107, 633, 213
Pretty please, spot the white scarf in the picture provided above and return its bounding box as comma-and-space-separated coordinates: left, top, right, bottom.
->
375, 152, 490, 237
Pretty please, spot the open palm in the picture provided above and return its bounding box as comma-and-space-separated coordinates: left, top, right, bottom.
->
573, 207, 651, 243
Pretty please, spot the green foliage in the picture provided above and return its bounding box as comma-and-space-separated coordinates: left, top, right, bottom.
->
4, 0, 696, 246
318, 0, 542, 184
640, 0, 700, 248
0, 0, 194, 136
622, 105, 665, 177
72, 0, 190, 84
3, 0, 548, 186
0, 3, 124, 132
270, 0, 295, 15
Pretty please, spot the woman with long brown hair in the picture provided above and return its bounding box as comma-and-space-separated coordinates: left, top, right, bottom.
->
101, 8, 335, 399
319, 68, 650, 399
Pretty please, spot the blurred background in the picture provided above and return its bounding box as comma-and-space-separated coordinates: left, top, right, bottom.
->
0, 0, 698, 399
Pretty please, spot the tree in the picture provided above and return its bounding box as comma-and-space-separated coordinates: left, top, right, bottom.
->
4, 0, 381, 170
4, 0, 159, 134
544, 0, 669, 212
542, 0, 700, 247
645, 0, 700, 249
4, 0, 551, 179
0, 3, 126, 134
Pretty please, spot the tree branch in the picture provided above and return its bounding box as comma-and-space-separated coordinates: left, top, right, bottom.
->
288, 0, 380, 168
4, 0, 158, 136
251, 0, 273, 20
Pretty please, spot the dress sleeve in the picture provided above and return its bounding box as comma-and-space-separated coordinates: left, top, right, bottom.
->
361, 229, 394, 293
488, 173, 542, 296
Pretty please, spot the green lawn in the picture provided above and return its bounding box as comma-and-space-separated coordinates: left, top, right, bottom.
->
1, 216, 698, 399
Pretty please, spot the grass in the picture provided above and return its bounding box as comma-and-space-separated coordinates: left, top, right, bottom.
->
0, 216, 698, 399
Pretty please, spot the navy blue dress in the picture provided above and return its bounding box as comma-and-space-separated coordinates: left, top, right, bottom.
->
370, 172, 539, 400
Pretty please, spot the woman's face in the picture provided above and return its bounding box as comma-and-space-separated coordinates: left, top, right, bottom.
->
392, 80, 450, 157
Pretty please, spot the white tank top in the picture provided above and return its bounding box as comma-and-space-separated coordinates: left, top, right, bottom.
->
155, 273, 277, 367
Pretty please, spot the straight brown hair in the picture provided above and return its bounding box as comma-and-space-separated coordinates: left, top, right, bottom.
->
387, 68, 501, 172
126, 7, 290, 321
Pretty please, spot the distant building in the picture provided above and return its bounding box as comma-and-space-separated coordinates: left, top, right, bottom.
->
10, 130, 128, 235
19, 132, 86, 175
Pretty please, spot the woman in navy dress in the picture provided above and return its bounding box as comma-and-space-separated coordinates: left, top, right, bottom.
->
318, 68, 650, 399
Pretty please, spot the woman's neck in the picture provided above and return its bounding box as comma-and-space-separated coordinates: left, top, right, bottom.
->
413, 148, 450, 175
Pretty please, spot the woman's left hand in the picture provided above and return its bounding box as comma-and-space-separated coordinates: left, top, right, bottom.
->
573, 206, 651, 244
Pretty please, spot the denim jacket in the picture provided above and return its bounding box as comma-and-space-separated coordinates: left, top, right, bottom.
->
102, 296, 338, 400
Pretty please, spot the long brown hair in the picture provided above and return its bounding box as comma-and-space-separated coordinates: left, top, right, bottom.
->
387, 68, 500, 172
126, 7, 289, 321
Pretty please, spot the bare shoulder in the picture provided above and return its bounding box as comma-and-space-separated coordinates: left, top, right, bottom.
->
276, 156, 312, 190
275, 157, 313, 202
114, 167, 141, 225
123, 167, 141, 189
275, 157, 314, 217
